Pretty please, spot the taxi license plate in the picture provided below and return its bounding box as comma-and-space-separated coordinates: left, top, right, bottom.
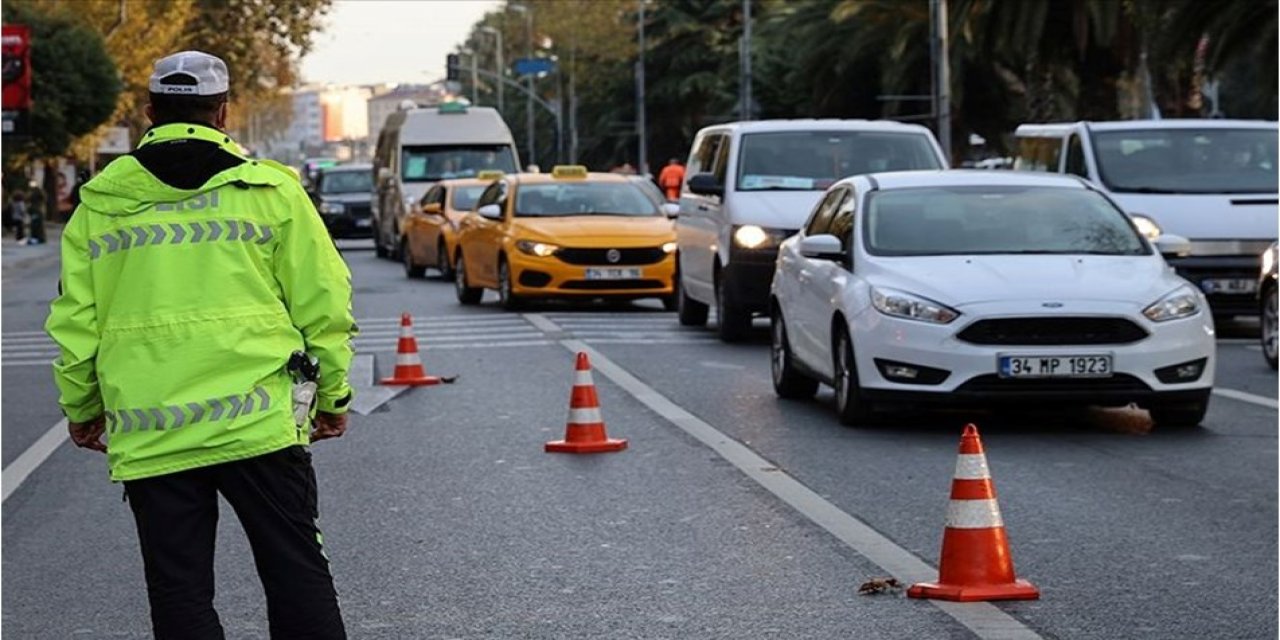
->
585, 267, 642, 280
1200, 278, 1256, 295
998, 354, 1112, 379
355, 218, 371, 228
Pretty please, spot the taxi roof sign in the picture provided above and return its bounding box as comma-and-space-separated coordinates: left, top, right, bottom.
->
438, 101, 468, 114
476, 170, 504, 180
550, 165, 588, 180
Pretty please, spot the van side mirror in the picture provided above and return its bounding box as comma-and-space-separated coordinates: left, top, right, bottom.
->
687, 173, 723, 197
477, 203, 502, 220
1154, 234, 1191, 258
799, 234, 844, 261
662, 202, 680, 218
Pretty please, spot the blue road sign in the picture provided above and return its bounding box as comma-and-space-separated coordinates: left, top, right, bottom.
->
513, 57, 556, 76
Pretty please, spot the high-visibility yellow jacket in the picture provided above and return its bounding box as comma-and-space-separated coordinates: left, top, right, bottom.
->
46, 123, 357, 482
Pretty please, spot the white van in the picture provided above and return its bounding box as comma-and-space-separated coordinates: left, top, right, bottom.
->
371, 102, 521, 259
1014, 120, 1279, 319
674, 119, 948, 341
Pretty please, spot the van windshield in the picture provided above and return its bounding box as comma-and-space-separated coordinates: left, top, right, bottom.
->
402, 145, 518, 182
737, 131, 942, 191
1091, 128, 1278, 194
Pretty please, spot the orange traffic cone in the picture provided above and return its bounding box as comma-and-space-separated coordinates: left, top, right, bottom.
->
545, 352, 627, 454
379, 313, 443, 386
908, 424, 1039, 602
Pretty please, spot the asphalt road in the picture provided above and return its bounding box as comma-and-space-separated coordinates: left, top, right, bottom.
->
3, 238, 1276, 639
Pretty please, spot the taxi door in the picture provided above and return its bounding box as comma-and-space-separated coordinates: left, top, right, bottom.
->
460, 180, 508, 288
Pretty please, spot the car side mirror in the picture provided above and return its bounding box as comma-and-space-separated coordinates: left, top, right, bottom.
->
1155, 234, 1191, 258
421, 202, 442, 215
687, 173, 723, 197
798, 234, 844, 261
477, 203, 502, 220
662, 202, 680, 218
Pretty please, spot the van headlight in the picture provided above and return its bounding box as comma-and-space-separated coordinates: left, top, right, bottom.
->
1262, 243, 1277, 276
732, 225, 788, 250
516, 240, 559, 257
870, 286, 960, 324
1143, 286, 1201, 322
320, 202, 345, 215
1131, 214, 1162, 241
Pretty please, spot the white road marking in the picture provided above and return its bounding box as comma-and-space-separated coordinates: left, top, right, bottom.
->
355, 332, 545, 345
1212, 387, 1278, 410
2, 419, 69, 503
526, 313, 1042, 640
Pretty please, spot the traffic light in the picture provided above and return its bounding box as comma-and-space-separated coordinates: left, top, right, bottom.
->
446, 53, 460, 81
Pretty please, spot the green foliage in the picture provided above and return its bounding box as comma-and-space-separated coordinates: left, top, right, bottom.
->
1, 2, 121, 159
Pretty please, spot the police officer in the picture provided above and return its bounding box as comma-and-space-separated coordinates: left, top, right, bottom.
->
46, 51, 354, 639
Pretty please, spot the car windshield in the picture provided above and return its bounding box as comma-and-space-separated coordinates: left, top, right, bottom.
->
737, 131, 942, 191
401, 145, 518, 182
514, 182, 660, 217
1091, 128, 1278, 194
320, 171, 372, 194
864, 186, 1150, 257
451, 186, 487, 211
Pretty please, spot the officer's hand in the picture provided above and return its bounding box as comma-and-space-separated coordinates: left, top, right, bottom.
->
311, 411, 348, 442
68, 416, 108, 453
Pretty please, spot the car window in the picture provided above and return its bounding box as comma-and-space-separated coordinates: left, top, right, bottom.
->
514, 182, 660, 217
451, 186, 488, 211
736, 131, 942, 191
1091, 128, 1278, 194
1013, 136, 1064, 172
712, 134, 731, 184
827, 190, 857, 252
422, 185, 442, 206
476, 180, 509, 209
687, 133, 724, 181
1064, 135, 1087, 177
804, 187, 847, 236
864, 185, 1149, 256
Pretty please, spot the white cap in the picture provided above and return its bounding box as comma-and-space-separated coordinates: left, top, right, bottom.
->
148, 51, 229, 96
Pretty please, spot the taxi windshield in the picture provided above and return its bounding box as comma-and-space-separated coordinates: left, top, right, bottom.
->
514, 182, 660, 217
1091, 128, 1278, 194
451, 186, 487, 211
737, 131, 942, 191
864, 186, 1150, 257
401, 145, 518, 182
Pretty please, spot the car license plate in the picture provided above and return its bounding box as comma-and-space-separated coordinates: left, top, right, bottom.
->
998, 354, 1112, 378
585, 267, 642, 280
1200, 278, 1256, 295
354, 218, 371, 228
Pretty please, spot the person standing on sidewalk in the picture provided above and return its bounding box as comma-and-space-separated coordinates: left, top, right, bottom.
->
45, 51, 355, 640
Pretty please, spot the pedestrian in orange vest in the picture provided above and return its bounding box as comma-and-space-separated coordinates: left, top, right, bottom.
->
657, 157, 685, 202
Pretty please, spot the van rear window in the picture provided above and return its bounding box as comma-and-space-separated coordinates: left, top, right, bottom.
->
402, 145, 518, 181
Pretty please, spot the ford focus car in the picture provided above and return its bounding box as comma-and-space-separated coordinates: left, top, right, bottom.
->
401, 172, 502, 279
769, 171, 1216, 428
453, 166, 679, 309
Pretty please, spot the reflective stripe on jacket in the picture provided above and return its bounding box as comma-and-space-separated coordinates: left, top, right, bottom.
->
46, 123, 357, 481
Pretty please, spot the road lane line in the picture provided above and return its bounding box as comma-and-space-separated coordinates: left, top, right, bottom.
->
524, 314, 1042, 640
1212, 387, 1278, 409
2, 419, 69, 503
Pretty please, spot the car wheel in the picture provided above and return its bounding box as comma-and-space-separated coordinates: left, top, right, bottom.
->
454, 251, 482, 305
402, 238, 426, 278
1148, 400, 1209, 429
661, 294, 678, 312
771, 308, 819, 399
436, 240, 453, 280
716, 272, 751, 342
833, 326, 872, 426
677, 273, 708, 326
1262, 285, 1277, 369
497, 257, 523, 311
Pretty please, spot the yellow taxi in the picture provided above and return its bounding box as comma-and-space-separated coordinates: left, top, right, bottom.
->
400, 172, 504, 279
453, 166, 679, 310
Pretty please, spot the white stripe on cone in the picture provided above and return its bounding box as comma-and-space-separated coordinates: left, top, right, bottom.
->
574, 370, 594, 386
944, 499, 1004, 529
395, 353, 421, 366
953, 453, 992, 480
400, 326, 414, 338
568, 407, 603, 424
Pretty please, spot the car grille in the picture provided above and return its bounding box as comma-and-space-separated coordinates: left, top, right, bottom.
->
561, 279, 665, 291
956, 317, 1148, 346
556, 247, 666, 266
348, 204, 371, 219
956, 373, 1151, 394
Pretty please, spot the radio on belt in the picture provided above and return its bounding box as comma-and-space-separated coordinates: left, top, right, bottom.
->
286, 351, 320, 428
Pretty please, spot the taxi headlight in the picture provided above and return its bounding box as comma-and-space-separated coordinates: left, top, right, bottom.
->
870, 286, 959, 324
320, 202, 345, 215
733, 225, 770, 249
516, 240, 559, 257
662, 241, 677, 254
1131, 214, 1162, 241
1143, 286, 1200, 322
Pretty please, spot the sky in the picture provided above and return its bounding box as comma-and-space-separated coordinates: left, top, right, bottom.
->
301, 0, 502, 87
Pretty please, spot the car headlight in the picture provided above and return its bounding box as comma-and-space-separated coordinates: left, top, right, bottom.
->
320, 202, 345, 215
733, 224, 789, 250
662, 241, 677, 254
1262, 243, 1277, 276
1143, 286, 1201, 322
870, 286, 960, 324
1131, 214, 1162, 241
516, 240, 559, 257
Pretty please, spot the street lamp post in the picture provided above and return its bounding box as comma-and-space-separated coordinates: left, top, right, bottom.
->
510, 3, 535, 169
636, 0, 648, 176
480, 26, 504, 115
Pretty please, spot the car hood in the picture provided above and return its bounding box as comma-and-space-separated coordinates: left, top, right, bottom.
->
1109, 192, 1277, 242
725, 190, 826, 230
317, 192, 371, 205
862, 254, 1183, 309
511, 216, 674, 243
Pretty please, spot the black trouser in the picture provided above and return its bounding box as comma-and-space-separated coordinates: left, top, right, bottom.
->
124, 446, 346, 640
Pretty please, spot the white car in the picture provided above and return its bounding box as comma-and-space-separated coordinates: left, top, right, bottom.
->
769, 170, 1216, 428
